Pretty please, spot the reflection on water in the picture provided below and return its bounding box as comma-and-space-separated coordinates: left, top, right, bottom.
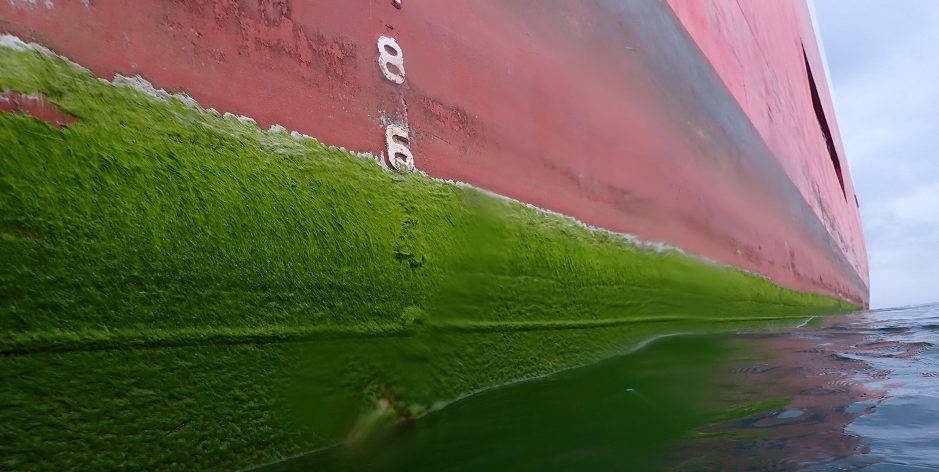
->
257, 304, 939, 471
835, 304, 939, 471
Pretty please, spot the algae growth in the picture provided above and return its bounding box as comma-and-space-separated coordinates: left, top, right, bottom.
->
0, 40, 857, 470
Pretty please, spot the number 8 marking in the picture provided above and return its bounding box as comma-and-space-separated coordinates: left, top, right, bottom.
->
377, 36, 406, 84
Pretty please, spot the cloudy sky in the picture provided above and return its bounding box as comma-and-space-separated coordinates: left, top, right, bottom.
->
813, 1, 939, 309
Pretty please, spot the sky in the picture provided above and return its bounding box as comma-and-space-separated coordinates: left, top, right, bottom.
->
813, 1, 939, 309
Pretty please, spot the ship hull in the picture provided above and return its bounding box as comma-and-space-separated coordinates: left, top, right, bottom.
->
0, 0, 868, 304
0, 0, 867, 470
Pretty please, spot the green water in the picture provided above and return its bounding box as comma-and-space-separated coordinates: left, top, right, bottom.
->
261, 334, 758, 472
262, 306, 939, 471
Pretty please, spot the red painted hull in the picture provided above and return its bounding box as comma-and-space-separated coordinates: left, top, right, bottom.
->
0, 0, 868, 305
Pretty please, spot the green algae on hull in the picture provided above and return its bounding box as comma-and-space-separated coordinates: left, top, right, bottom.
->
0, 41, 857, 470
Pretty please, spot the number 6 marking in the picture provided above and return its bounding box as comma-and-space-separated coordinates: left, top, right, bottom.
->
385, 124, 414, 172
377, 36, 406, 84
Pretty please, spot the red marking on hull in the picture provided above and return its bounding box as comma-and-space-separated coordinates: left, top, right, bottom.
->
0, 0, 868, 305
0, 91, 75, 127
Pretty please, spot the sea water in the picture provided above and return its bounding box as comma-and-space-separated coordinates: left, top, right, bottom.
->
258, 303, 939, 471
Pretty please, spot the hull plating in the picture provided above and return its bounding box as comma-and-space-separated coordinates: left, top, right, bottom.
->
0, 0, 867, 304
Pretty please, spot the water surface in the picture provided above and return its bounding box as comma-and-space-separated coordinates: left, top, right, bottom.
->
259, 304, 939, 471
